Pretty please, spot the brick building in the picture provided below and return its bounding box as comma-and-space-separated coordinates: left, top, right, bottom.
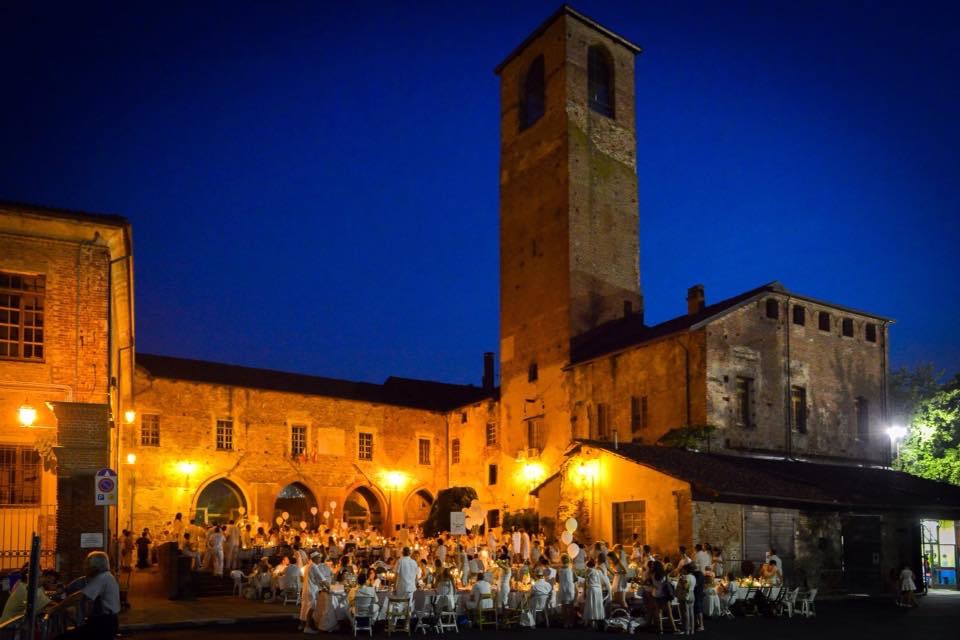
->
2, 6, 958, 592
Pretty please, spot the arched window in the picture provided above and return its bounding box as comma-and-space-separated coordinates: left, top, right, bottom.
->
519, 55, 545, 131
588, 45, 614, 118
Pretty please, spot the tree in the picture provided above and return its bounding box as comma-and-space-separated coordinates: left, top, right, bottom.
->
899, 385, 960, 485
889, 363, 942, 426
657, 425, 718, 450
420, 486, 478, 537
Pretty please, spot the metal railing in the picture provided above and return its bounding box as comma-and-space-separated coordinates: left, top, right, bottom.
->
0, 504, 56, 570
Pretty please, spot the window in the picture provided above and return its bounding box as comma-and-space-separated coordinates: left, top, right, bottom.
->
488, 464, 498, 485
0, 272, 45, 361
818, 311, 831, 332
291, 425, 307, 458
519, 55, 545, 131
735, 377, 754, 428
418, 438, 431, 465
528, 362, 538, 382
587, 45, 614, 117
140, 414, 160, 446
765, 298, 779, 319
613, 501, 646, 545
0, 445, 41, 505
451, 439, 460, 465
865, 323, 877, 343
792, 305, 806, 326
596, 403, 610, 439
527, 418, 544, 451
460, 412, 467, 423
790, 386, 807, 434
856, 397, 869, 440
216, 419, 234, 451
487, 509, 501, 528
842, 318, 854, 337
630, 396, 648, 434
485, 422, 497, 446
358, 432, 373, 461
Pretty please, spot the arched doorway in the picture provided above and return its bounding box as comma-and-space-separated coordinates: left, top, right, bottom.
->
274, 482, 318, 526
195, 478, 246, 525
403, 489, 434, 526
344, 486, 384, 531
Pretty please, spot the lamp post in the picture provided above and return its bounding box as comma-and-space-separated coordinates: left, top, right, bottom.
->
886, 425, 907, 469
124, 453, 137, 530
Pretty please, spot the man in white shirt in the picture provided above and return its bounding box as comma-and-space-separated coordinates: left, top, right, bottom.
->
695, 544, 712, 575
62, 551, 121, 639
511, 528, 522, 562
467, 572, 494, 610
766, 547, 782, 573
394, 547, 418, 597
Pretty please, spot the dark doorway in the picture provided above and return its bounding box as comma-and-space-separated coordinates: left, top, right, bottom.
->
344, 486, 384, 530
274, 482, 318, 528
841, 514, 882, 591
195, 479, 246, 525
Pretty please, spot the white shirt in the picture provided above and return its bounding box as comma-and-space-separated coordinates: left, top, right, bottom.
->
395, 556, 418, 595
81, 570, 121, 615
468, 579, 493, 609
695, 550, 712, 572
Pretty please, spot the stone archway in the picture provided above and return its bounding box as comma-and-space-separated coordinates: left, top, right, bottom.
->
274, 482, 318, 527
403, 488, 434, 527
194, 478, 246, 525
344, 485, 384, 531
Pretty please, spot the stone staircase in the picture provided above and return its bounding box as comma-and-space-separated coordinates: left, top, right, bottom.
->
189, 571, 235, 597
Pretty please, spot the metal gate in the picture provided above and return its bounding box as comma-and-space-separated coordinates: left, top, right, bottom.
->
0, 504, 56, 570
743, 506, 797, 579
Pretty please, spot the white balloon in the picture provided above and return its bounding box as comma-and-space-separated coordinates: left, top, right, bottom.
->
281, 511, 290, 520
565, 518, 578, 533
299, 521, 307, 530
275, 516, 283, 526
323, 511, 330, 519
341, 521, 349, 530
567, 543, 580, 558
238, 506, 246, 515
561, 531, 573, 545
330, 501, 337, 509
310, 507, 318, 516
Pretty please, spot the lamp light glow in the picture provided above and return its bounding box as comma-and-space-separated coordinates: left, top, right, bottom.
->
126, 453, 137, 465
18, 403, 37, 427
886, 425, 907, 441
383, 470, 407, 491
521, 462, 545, 483
177, 461, 196, 476
123, 410, 137, 424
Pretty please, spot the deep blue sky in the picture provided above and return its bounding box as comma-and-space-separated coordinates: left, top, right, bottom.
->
1, 1, 958, 385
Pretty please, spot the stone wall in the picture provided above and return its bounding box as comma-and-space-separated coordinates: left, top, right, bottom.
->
125, 370, 450, 534
706, 294, 888, 462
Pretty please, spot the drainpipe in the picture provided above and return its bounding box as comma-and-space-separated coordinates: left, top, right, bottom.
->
784, 296, 792, 460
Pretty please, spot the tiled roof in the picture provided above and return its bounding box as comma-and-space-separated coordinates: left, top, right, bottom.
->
136, 353, 496, 412
570, 281, 893, 364
0, 200, 129, 227
577, 441, 960, 517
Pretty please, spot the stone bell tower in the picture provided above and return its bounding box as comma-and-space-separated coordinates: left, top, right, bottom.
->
494, 6, 643, 498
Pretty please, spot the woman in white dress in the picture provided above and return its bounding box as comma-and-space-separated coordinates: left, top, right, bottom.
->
899, 564, 918, 607
496, 557, 512, 607
607, 550, 629, 606
582, 559, 610, 628
299, 552, 324, 632
207, 526, 225, 577
557, 555, 576, 628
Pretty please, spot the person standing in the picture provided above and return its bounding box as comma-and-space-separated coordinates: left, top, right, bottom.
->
899, 564, 918, 607
582, 559, 610, 628
207, 525, 225, 577
171, 512, 185, 548
135, 529, 151, 569
300, 552, 324, 634
395, 547, 418, 597
679, 565, 696, 635
557, 555, 576, 628
225, 519, 241, 570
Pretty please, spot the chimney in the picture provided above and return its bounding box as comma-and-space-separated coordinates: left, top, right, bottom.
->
482, 352, 495, 390
687, 285, 705, 316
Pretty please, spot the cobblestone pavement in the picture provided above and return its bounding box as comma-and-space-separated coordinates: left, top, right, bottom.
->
125, 589, 960, 639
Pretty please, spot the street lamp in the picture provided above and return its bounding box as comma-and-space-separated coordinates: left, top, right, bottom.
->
124, 452, 137, 530
886, 425, 907, 469
18, 403, 37, 427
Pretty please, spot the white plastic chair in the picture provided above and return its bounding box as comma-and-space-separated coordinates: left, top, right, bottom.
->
436, 593, 459, 634
529, 591, 550, 627
413, 594, 436, 634
778, 587, 800, 618
352, 595, 376, 637
386, 595, 412, 636
281, 580, 301, 606
798, 588, 817, 617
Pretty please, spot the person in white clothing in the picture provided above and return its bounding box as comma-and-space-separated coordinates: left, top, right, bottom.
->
496, 557, 512, 607
522, 571, 553, 627
300, 552, 324, 633
467, 572, 494, 610
225, 520, 241, 570
679, 565, 696, 635
694, 544, 712, 576
511, 528, 522, 563
582, 559, 610, 627
207, 526, 225, 577
520, 529, 531, 561
557, 555, 576, 628
394, 547, 418, 597
899, 564, 918, 607
171, 512, 185, 549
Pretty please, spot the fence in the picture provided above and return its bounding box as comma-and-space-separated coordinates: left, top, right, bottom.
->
0, 505, 56, 571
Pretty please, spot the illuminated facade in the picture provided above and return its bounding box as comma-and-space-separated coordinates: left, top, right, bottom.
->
3, 7, 958, 592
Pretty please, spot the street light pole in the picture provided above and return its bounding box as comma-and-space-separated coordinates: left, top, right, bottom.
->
886, 425, 907, 470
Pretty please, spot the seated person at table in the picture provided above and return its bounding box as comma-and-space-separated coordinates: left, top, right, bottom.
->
366, 567, 381, 590
467, 571, 494, 610
1, 566, 53, 624
759, 560, 782, 585
278, 555, 302, 593
181, 532, 202, 570
348, 573, 380, 620
530, 569, 552, 607
435, 568, 457, 612
718, 572, 741, 612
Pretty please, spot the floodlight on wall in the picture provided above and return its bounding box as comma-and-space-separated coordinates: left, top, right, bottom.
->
18, 403, 38, 427
126, 453, 137, 465
123, 410, 137, 424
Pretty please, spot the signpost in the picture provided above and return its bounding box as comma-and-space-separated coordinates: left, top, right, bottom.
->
95, 468, 117, 552
450, 512, 466, 535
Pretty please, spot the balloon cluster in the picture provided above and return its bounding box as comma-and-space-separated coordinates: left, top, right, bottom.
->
562, 518, 579, 558
461, 499, 486, 530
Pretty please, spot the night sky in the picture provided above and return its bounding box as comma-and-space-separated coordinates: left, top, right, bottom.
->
1, 1, 958, 385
